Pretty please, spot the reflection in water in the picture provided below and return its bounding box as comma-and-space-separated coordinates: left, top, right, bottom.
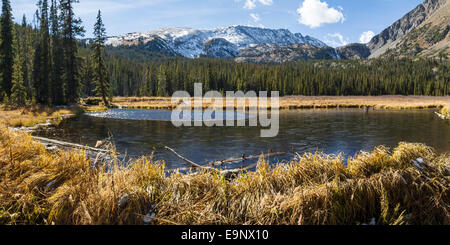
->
34, 109, 450, 169
87, 109, 251, 121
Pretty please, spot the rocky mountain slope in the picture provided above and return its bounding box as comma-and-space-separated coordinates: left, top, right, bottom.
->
235, 43, 339, 63
368, 0, 449, 58
336, 44, 371, 60
106, 25, 327, 60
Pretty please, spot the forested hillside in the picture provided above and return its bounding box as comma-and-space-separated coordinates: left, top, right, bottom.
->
80, 48, 449, 97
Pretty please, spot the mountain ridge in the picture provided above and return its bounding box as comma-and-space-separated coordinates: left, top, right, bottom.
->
105, 25, 327, 60
100, 0, 449, 63
368, 0, 449, 58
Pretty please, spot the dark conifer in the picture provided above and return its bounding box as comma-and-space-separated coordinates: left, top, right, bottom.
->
60, 0, 84, 104
91, 10, 110, 106
0, 0, 14, 97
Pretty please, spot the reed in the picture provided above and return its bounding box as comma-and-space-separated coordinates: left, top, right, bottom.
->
0, 126, 448, 225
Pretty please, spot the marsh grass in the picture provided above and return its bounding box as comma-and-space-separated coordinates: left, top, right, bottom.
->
0, 104, 80, 128
0, 126, 448, 225
82, 105, 109, 113
441, 104, 450, 119
91, 96, 450, 110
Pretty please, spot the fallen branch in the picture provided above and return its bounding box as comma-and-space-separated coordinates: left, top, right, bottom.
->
33, 136, 110, 154
164, 146, 260, 177
207, 152, 285, 167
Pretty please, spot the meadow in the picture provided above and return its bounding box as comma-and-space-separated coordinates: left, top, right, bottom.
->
83, 96, 450, 110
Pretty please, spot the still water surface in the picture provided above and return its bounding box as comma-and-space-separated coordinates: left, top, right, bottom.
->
34, 109, 450, 169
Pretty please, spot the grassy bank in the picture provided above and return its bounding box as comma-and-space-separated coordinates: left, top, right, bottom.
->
83, 96, 450, 110
0, 104, 107, 128
0, 126, 448, 225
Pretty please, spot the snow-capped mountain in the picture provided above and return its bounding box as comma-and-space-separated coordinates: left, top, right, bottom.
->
105, 25, 327, 59
98, 0, 449, 63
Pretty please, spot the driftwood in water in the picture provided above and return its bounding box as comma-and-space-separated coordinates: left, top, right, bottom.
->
33, 136, 110, 153
164, 146, 261, 177
207, 152, 285, 167
164, 146, 206, 169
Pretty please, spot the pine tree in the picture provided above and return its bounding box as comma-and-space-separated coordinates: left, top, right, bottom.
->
91, 10, 110, 106
20, 15, 32, 100
11, 27, 27, 106
60, 0, 85, 104
32, 9, 42, 104
39, 0, 51, 104
157, 65, 167, 97
50, 0, 65, 104
81, 56, 93, 97
32, 0, 51, 105
0, 0, 14, 97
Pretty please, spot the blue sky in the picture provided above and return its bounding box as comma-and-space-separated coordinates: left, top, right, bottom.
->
11, 0, 423, 46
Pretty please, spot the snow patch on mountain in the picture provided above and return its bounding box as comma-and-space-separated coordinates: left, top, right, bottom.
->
106, 25, 327, 59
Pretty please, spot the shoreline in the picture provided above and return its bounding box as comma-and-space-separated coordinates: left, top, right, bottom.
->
82, 96, 450, 111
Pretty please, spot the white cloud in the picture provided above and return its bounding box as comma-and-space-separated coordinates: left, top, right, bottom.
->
236, 0, 273, 10
258, 0, 274, 6
297, 0, 345, 28
325, 33, 348, 47
359, 30, 375, 43
250, 13, 261, 22
244, 1, 257, 9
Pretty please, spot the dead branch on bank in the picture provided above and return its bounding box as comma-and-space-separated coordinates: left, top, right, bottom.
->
164, 146, 265, 177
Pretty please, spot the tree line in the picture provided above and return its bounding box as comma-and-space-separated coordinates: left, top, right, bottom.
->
0, 0, 109, 107
92, 55, 449, 97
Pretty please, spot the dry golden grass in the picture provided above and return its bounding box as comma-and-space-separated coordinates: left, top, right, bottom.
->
0, 104, 109, 128
0, 104, 79, 128
278, 96, 450, 110
441, 104, 450, 119
0, 126, 448, 225
87, 96, 450, 110
82, 105, 109, 112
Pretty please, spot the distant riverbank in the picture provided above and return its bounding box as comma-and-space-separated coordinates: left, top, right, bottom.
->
83, 96, 450, 111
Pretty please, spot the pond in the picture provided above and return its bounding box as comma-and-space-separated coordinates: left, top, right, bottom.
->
33, 109, 450, 170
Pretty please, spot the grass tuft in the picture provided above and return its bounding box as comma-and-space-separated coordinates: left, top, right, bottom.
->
0, 104, 80, 128
440, 104, 450, 119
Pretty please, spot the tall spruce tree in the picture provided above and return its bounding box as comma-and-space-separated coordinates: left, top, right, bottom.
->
81, 56, 93, 97
157, 65, 167, 97
33, 0, 51, 105
0, 0, 14, 97
40, 0, 51, 104
32, 9, 42, 104
50, 0, 65, 104
11, 27, 27, 106
91, 10, 110, 106
20, 15, 31, 100
60, 0, 84, 104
